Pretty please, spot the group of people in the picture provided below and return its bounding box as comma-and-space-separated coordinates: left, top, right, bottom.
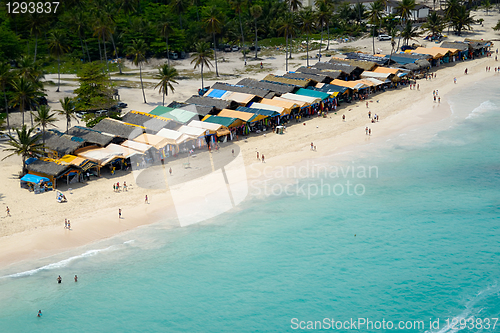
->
113, 181, 127, 192
433, 90, 441, 103
256, 151, 265, 163
64, 219, 71, 230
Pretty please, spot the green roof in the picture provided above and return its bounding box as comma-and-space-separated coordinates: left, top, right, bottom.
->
203, 116, 238, 127
149, 106, 175, 116
150, 107, 198, 124
295, 88, 331, 101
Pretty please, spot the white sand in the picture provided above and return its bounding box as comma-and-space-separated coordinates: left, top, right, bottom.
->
0, 9, 499, 266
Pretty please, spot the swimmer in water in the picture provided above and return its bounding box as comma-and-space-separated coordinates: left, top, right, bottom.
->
57, 275, 62, 284
74, 275, 78, 282
37, 310, 42, 317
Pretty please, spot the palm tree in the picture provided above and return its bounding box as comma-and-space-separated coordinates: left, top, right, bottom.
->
191, 42, 213, 90
171, 0, 188, 29
277, 15, 295, 71
155, 64, 179, 106
315, 0, 330, 61
10, 77, 41, 126
250, 5, 263, 59
299, 7, 315, 67
230, 0, 247, 63
28, 13, 44, 63
157, 11, 174, 67
47, 31, 69, 92
2, 125, 44, 174
354, 2, 366, 25
444, 0, 460, 33
57, 97, 78, 133
127, 39, 148, 103
401, 20, 419, 46
422, 11, 446, 37
287, 0, 303, 59
368, 0, 384, 54
69, 10, 91, 62
32, 105, 57, 146
452, 6, 474, 36
396, 0, 416, 22
93, 17, 113, 77
0, 62, 14, 133
483, 0, 492, 15
203, 6, 222, 77
17, 56, 45, 88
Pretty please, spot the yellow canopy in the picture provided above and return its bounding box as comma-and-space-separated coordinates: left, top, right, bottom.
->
217, 109, 257, 122
373, 67, 400, 75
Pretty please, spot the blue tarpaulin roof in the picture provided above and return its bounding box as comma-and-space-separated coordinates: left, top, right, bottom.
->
25, 157, 38, 165
21, 174, 49, 184
206, 89, 227, 98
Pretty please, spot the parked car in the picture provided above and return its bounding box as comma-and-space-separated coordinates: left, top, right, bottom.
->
249, 45, 261, 51
232, 45, 239, 52
75, 111, 86, 119
95, 110, 108, 116
168, 52, 178, 60
378, 34, 391, 41
223, 45, 232, 52
116, 102, 127, 108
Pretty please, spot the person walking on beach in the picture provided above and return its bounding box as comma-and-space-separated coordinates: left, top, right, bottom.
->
261, 154, 265, 163
169, 167, 172, 175
123, 181, 127, 191
365, 127, 368, 135
454, 77, 457, 84
342, 114, 345, 122
57, 275, 62, 284
256, 151, 259, 160
113, 183, 116, 192
65, 219, 67, 229
67, 221, 70, 230
6, 206, 10, 217
116, 182, 120, 192
366, 101, 369, 108
119, 209, 122, 219
368, 111, 371, 118
260, 62, 263, 69
145, 195, 149, 204
311, 142, 314, 150
434, 95, 436, 102
368, 128, 371, 136
465, 68, 468, 74
417, 84, 419, 90
438, 96, 441, 103
232, 148, 234, 156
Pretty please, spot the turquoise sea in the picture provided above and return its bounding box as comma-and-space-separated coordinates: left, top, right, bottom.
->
0, 77, 499, 332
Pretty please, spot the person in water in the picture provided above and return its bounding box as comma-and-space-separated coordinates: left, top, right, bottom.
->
57, 275, 62, 283
74, 275, 78, 282
37, 310, 42, 317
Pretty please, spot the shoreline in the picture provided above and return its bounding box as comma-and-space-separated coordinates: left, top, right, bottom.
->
0, 55, 497, 269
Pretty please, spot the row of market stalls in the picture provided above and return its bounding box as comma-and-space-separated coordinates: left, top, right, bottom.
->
21, 38, 492, 192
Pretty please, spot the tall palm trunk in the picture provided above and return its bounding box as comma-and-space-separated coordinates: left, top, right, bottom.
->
79, 35, 86, 62
84, 34, 91, 62
372, 26, 376, 54
3, 84, 9, 133
319, 24, 324, 62
326, 23, 330, 50
285, 33, 289, 71
21, 102, 24, 125
34, 36, 38, 62
166, 35, 170, 67
212, 32, 219, 76
66, 116, 70, 133
139, 63, 147, 103
110, 34, 122, 74
56, 54, 61, 92
102, 34, 111, 79
289, 33, 293, 59
306, 33, 310, 67
201, 62, 204, 89
97, 37, 103, 62
254, 19, 258, 59
238, 12, 246, 63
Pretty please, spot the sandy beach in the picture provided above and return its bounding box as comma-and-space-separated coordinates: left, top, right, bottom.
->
0, 9, 499, 267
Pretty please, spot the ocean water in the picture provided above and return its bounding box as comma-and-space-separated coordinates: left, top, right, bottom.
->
0, 77, 499, 332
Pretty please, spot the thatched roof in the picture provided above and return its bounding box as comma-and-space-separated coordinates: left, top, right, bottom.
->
282, 72, 327, 83
121, 111, 182, 132
92, 118, 142, 140
262, 74, 312, 88
185, 95, 237, 111
67, 126, 113, 147
236, 78, 296, 95
27, 159, 73, 177
177, 103, 212, 117
329, 58, 378, 71
313, 62, 357, 75
211, 82, 275, 99
440, 41, 469, 52
295, 66, 342, 80
41, 131, 85, 157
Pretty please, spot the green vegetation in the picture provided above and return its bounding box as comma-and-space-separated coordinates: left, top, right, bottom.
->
73, 62, 114, 111
2, 125, 44, 174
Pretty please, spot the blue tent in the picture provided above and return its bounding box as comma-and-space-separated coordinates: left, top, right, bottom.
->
20, 174, 49, 184
206, 89, 227, 98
